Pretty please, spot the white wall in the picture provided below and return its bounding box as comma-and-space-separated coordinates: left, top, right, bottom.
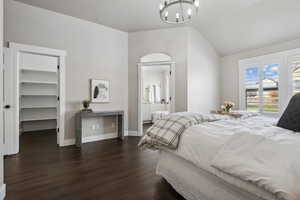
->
187, 28, 220, 112
4, 0, 128, 140
221, 38, 300, 108
129, 27, 221, 132
0, 0, 4, 198
128, 27, 188, 132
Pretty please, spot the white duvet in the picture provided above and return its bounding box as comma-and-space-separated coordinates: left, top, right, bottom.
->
170, 115, 300, 200
211, 129, 300, 200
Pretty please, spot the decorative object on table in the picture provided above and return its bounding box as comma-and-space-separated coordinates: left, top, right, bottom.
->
221, 101, 235, 112
211, 101, 241, 118
90, 79, 110, 103
211, 110, 242, 119
82, 100, 92, 112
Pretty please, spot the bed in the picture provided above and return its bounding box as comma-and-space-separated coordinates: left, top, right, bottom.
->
157, 151, 270, 200
139, 94, 300, 200
156, 116, 281, 200
140, 111, 300, 200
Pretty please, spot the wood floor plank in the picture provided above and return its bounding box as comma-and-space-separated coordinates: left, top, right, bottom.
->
4, 132, 185, 200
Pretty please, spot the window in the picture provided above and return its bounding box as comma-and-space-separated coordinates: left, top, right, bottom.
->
293, 66, 300, 95
240, 49, 300, 115
245, 67, 259, 111
241, 63, 279, 113
262, 64, 279, 113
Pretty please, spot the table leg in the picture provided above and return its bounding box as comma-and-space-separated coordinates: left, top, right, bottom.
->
117, 114, 124, 140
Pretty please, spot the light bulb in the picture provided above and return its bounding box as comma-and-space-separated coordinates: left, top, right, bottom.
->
165, 11, 169, 17
159, 3, 164, 10
194, 0, 200, 7
176, 13, 180, 23
187, 8, 192, 16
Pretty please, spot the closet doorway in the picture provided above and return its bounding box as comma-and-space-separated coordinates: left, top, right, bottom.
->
3, 43, 66, 155
138, 53, 175, 136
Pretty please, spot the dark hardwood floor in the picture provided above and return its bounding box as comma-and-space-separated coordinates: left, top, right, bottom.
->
4, 131, 184, 200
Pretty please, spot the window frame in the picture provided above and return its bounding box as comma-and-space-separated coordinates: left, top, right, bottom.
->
291, 65, 300, 95
288, 55, 300, 98
239, 61, 261, 112
239, 55, 283, 115
280, 54, 296, 114
239, 49, 300, 116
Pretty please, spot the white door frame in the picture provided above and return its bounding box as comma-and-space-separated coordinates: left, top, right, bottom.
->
0, 16, 3, 156
7, 42, 67, 154
137, 61, 175, 136
3, 47, 15, 155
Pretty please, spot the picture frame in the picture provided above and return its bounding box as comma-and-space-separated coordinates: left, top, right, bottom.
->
90, 79, 110, 103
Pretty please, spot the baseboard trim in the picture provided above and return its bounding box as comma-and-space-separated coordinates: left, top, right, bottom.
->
124, 130, 129, 136
0, 184, 6, 200
82, 133, 117, 143
62, 139, 76, 146
62, 131, 134, 147
128, 130, 139, 136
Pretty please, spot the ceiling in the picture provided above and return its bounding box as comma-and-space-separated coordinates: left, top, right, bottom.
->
14, 0, 300, 56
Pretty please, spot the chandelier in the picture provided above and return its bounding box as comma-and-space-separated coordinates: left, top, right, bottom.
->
159, 0, 200, 24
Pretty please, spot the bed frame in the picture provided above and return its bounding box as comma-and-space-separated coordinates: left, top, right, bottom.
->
156, 151, 274, 200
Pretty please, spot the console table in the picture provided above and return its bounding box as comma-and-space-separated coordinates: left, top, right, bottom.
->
75, 110, 124, 148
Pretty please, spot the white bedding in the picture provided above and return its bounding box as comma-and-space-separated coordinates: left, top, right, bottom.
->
157, 150, 270, 200
169, 115, 296, 200
212, 131, 300, 200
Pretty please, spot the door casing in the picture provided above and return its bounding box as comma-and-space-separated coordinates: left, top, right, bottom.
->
3, 42, 67, 155
137, 61, 176, 136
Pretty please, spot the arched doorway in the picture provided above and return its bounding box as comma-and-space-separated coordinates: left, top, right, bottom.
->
138, 53, 176, 136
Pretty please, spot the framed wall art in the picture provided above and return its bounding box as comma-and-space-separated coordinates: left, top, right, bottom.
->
90, 79, 110, 103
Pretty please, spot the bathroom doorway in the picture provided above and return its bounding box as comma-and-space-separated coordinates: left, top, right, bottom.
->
138, 53, 175, 136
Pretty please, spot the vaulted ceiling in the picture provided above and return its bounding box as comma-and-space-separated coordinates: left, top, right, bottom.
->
14, 0, 300, 56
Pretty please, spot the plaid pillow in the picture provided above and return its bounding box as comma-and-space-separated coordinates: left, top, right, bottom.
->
138, 112, 221, 150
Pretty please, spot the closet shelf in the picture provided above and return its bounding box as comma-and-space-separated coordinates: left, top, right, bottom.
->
20, 94, 57, 97
21, 67, 57, 73
20, 80, 58, 85
21, 117, 57, 122
21, 106, 57, 109
14, 46, 64, 134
